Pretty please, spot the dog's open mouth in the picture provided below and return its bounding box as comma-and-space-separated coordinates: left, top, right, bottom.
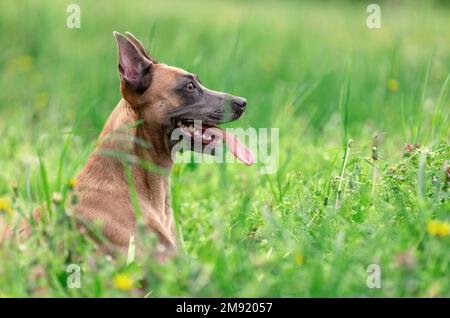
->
176, 120, 255, 165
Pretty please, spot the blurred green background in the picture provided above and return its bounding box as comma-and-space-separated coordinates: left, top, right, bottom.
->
0, 0, 448, 297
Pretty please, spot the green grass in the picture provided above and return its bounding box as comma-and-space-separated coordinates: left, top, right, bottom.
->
0, 0, 449, 297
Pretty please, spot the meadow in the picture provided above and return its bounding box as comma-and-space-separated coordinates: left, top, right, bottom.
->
0, 0, 449, 297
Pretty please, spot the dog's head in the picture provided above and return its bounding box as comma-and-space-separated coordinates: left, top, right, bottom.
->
113, 32, 254, 165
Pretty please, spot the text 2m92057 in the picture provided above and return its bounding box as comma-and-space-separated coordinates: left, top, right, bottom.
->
220, 302, 272, 313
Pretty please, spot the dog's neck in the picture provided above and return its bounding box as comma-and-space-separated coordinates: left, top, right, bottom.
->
110, 97, 173, 203
78, 98, 176, 249
99, 99, 173, 165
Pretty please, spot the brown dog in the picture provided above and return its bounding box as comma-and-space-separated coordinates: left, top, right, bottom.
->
73, 32, 254, 257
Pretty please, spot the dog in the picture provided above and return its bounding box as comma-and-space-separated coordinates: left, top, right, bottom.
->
72, 32, 254, 257
0, 31, 254, 257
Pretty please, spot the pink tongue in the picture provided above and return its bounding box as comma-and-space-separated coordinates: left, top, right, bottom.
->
205, 127, 256, 165
223, 130, 256, 166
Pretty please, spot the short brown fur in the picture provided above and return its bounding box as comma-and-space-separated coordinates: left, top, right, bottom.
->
1, 31, 247, 260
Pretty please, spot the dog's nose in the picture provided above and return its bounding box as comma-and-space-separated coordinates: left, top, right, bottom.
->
232, 97, 247, 110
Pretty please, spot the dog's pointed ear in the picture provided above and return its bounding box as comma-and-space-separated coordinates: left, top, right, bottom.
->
124, 31, 158, 64
113, 31, 152, 94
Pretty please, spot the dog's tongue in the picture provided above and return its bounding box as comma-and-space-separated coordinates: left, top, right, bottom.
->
223, 130, 255, 165
215, 128, 255, 166
204, 126, 255, 165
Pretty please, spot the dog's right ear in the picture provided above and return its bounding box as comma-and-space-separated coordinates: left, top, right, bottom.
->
113, 31, 152, 94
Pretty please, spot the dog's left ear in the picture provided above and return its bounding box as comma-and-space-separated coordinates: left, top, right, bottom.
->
125, 32, 158, 64
113, 31, 152, 94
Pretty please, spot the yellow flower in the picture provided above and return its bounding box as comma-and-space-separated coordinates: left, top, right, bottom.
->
387, 79, 399, 92
35, 92, 49, 109
15, 55, 33, 72
113, 273, 134, 291
427, 220, 450, 237
68, 178, 77, 189
173, 164, 182, 175
294, 253, 304, 265
425, 282, 442, 298
0, 198, 13, 216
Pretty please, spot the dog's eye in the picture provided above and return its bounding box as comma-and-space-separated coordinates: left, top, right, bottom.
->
185, 82, 196, 91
